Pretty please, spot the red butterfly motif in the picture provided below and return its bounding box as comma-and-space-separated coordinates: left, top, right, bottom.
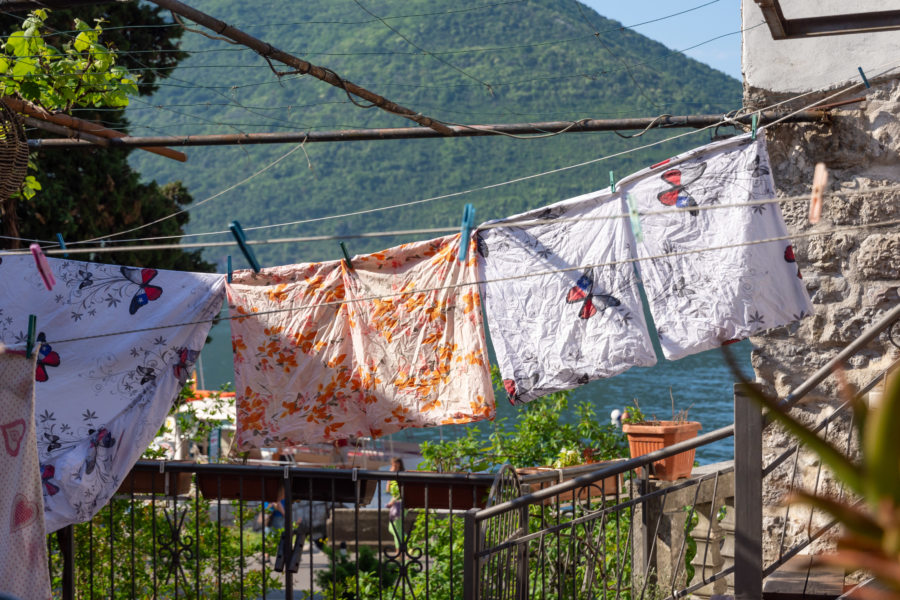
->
121, 267, 163, 314
565, 270, 621, 319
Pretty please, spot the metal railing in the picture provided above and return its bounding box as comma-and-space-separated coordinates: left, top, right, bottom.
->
49, 462, 497, 599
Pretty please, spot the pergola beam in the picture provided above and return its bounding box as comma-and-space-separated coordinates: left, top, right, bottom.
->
147, 0, 454, 136
28, 110, 830, 148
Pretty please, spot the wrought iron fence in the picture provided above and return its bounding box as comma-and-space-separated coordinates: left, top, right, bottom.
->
48, 462, 497, 599
463, 429, 738, 600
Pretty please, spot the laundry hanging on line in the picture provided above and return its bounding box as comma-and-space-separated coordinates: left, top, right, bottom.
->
479, 133, 813, 404
619, 134, 813, 360
226, 234, 495, 451
0, 256, 225, 533
0, 349, 51, 600
477, 192, 657, 405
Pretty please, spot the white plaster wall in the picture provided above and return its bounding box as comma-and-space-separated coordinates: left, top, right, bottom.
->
742, 0, 900, 93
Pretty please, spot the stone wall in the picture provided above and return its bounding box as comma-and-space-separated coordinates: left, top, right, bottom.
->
746, 78, 900, 563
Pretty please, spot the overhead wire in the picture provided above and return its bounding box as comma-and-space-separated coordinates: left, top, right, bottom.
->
10, 184, 900, 253
48, 61, 893, 250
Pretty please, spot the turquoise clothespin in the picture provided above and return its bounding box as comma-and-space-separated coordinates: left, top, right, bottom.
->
609, 171, 616, 193
229, 221, 261, 273
458, 203, 475, 262
227, 255, 232, 283
55, 233, 68, 258
339, 242, 354, 270
858, 66, 870, 89
26, 314, 36, 359
626, 193, 643, 243
751, 113, 759, 141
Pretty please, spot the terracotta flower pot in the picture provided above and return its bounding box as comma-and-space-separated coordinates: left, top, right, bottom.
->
622, 421, 701, 481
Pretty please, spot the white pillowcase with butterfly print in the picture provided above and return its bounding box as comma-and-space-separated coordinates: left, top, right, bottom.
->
477, 191, 658, 405
0, 255, 225, 532
618, 134, 813, 360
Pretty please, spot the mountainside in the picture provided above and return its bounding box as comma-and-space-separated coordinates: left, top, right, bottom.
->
127, 0, 741, 270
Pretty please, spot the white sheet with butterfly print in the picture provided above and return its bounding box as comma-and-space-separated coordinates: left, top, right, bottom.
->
0, 256, 225, 532
618, 133, 813, 360
478, 192, 657, 405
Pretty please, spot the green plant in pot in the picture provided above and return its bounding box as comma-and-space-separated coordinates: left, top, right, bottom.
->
621, 396, 701, 481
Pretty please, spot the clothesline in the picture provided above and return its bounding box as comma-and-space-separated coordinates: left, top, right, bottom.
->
18, 215, 895, 349
43, 63, 891, 251
5, 183, 899, 256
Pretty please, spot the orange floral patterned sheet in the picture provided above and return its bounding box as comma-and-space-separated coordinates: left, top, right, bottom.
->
227, 234, 495, 451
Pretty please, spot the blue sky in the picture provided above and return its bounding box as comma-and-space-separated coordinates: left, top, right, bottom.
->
581, 0, 743, 80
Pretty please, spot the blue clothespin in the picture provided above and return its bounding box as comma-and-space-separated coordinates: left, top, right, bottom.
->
26, 314, 36, 359
229, 221, 261, 273
339, 242, 354, 270
55, 233, 68, 258
858, 66, 871, 89
626, 193, 643, 243
227, 255, 233, 283
609, 171, 616, 193
751, 113, 759, 141
458, 203, 475, 262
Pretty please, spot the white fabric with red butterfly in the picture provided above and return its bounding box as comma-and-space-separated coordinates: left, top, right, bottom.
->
479, 134, 812, 404
477, 191, 658, 405
0, 256, 225, 532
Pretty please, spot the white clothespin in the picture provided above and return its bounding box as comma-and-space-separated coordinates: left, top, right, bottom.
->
809, 163, 828, 224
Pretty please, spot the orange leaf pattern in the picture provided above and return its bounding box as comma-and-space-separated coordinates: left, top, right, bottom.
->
226, 234, 494, 451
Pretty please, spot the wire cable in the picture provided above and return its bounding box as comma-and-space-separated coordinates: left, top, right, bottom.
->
11, 215, 896, 348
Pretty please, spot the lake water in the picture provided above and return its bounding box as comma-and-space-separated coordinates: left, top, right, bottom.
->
197, 312, 752, 465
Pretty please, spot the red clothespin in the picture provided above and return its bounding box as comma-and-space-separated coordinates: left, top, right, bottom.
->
30, 243, 56, 290
809, 163, 828, 224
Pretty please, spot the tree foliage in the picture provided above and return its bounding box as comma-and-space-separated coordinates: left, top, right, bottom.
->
0, 7, 210, 271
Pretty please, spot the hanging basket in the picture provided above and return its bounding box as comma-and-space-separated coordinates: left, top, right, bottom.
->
0, 99, 30, 242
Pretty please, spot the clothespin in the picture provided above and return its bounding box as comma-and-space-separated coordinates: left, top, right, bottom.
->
26, 314, 36, 359
625, 193, 643, 243
30, 244, 55, 290
227, 256, 232, 283
55, 233, 68, 258
228, 221, 261, 273
751, 113, 759, 141
458, 203, 475, 262
609, 171, 616, 193
339, 242, 354, 271
858, 66, 871, 89
809, 163, 828, 224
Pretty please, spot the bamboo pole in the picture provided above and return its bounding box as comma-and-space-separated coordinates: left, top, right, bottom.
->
4, 97, 187, 162
29, 110, 829, 148
147, 0, 454, 136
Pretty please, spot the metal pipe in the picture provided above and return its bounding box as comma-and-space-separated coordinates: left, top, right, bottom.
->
782, 302, 900, 407
148, 0, 452, 135
28, 110, 828, 148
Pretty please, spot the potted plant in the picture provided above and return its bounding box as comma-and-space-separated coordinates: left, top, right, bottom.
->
517, 447, 625, 505
621, 398, 701, 481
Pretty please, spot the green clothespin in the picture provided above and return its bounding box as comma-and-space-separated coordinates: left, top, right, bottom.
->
227, 255, 232, 283
751, 113, 759, 141
626, 194, 643, 243
26, 314, 36, 359
229, 221, 261, 273
609, 171, 616, 193
339, 242, 353, 270
458, 204, 475, 262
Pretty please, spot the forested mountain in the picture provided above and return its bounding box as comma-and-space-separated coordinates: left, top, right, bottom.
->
126, 0, 741, 270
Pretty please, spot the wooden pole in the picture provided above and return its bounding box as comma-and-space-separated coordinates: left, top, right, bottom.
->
4, 96, 187, 162
28, 110, 829, 148
147, 0, 454, 136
